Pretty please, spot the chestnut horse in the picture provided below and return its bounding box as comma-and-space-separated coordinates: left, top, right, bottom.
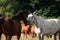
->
21, 20, 29, 38
21, 21, 36, 38
2, 10, 30, 40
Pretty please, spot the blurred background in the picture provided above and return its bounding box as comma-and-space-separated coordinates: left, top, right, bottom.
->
0, 0, 60, 19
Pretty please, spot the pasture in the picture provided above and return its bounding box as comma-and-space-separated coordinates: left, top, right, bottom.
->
1, 33, 59, 40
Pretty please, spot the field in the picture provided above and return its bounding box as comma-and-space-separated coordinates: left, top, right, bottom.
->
1, 33, 59, 40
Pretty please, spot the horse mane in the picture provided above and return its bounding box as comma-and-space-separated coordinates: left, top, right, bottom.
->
12, 10, 30, 20
12, 10, 30, 25
33, 15, 44, 20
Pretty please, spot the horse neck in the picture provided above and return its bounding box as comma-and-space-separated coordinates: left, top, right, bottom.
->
0, 19, 4, 25
12, 16, 27, 25
12, 16, 21, 22
33, 15, 44, 28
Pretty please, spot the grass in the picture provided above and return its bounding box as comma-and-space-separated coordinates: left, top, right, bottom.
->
1, 34, 38, 40
1, 33, 59, 40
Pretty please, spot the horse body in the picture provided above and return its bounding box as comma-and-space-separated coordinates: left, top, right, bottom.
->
2, 19, 20, 36
47, 19, 60, 40
2, 17, 21, 40
31, 15, 58, 35
0, 19, 4, 40
27, 14, 58, 40
47, 19, 60, 31
1, 10, 30, 40
21, 21, 29, 38
42, 19, 58, 35
57, 20, 60, 40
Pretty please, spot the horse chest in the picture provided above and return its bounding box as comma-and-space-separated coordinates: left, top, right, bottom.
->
2, 19, 21, 35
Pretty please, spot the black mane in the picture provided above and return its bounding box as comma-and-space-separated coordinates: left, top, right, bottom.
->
12, 10, 30, 25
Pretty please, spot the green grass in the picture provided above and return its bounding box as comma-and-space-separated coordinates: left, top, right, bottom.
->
1, 34, 38, 40
1, 33, 59, 40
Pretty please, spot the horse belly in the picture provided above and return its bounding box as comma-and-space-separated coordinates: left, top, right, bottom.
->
42, 21, 58, 35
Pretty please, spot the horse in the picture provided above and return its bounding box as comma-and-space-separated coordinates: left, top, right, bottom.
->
0, 15, 6, 40
2, 10, 30, 40
27, 13, 58, 40
47, 19, 60, 40
20, 20, 29, 38
0, 18, 4, 40
30, 24, 36, 38
21, 20, 36, 38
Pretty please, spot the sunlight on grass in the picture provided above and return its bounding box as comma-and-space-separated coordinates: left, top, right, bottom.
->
1, 34, 59, 40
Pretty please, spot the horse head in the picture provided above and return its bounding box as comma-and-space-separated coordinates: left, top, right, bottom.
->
13, 10, 30, 25
27, 11, 38, 24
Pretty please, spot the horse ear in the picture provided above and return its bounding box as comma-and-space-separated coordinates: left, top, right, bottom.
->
33, 11, 36, 15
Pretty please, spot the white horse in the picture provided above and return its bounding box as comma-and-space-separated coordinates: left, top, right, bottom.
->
27, 13, 59, 40
47, 19, 60, 40
47, 19, 60, 31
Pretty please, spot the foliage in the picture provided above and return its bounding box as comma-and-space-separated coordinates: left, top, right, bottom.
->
0, 0, 14, 17
0, 0, 60, 18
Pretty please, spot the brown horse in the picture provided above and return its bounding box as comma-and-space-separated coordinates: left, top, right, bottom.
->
2, 10, 30, 40
0, 19, 4, 40
21, 21, 36, 38
21, 20, 29, 38
0, 15, 5, 40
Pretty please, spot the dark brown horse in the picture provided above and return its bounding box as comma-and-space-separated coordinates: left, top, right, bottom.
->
2, 10, 30, 40
0, 19, 4, 40
0, 15, 5, 40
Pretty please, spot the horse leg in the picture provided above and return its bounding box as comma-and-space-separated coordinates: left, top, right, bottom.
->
54, 34, 56, 40
17, 32, 21, 40
6, 35, 12, 40
0, 34, 1, 40
50, 35, 52, 38
32, 33, 36, 38
17, 34, 20, 40
38, 33, 41, 40
41, 34, 44, 40
31, 33, 34, 38
25, 33, 28, 38
39, 34, 44, 40
25, 32, 27, 38
59, 32, 60, 40
0, 30, 2, 40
